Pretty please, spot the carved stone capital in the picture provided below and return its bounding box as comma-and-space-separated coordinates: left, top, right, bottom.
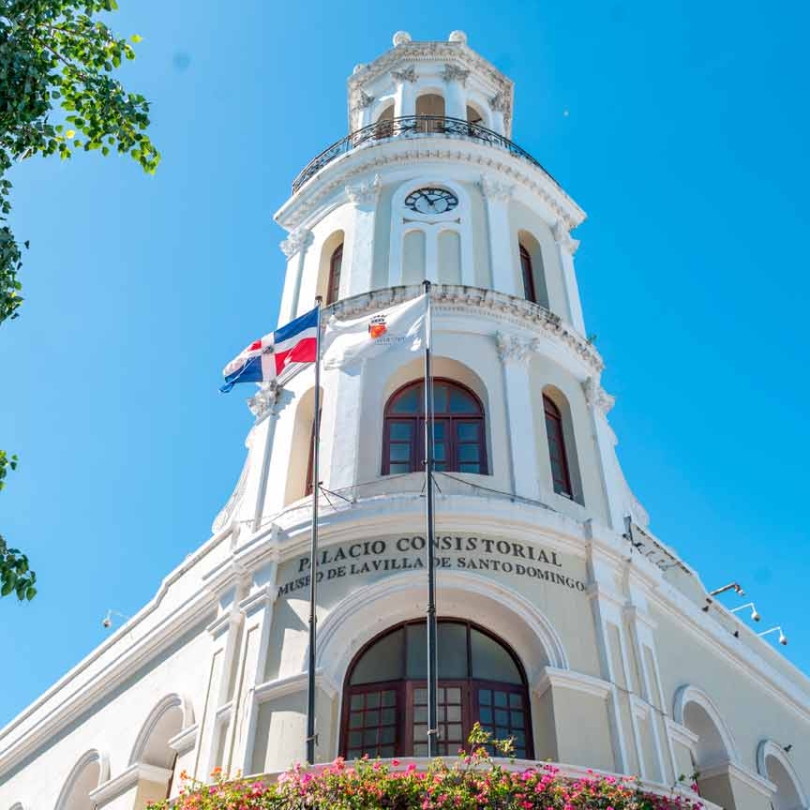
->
490, 91, 510, 114
583, 376, 614, 415
247, 381, 280, 418
391, 66, 417, 84
480, 174, 514, 203
353, 90, 375, 111
346, 173, 382, 206
280, 226, 313, 259
553, 220, 580, 255
495, 332, 534, 365
442, 63, 470, 86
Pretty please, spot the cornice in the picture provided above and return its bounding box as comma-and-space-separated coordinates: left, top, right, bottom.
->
89, 763, 173, 804
348, 41, 513, 133
535, 667, 613, 700
323, 284, 602, 374
697, 761, 776, 798
276, 139, 585, 232
253, 670, 339, 704
665, 718, 699, 749
168, 722, 198, 755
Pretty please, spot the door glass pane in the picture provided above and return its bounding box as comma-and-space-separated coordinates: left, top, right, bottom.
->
433, 384, 448, 413
457, 422, 478, 441
459, 445, 479, 462
351, 628, 405, 684
389, 422, 413, 440
470, 629, 522, 684
391, 387, 420, 413
389, 463, 411, 474
389, 444, 411, 462
449, 388, 478, 413
437, 623, 468, 678
406, 624, 426, 678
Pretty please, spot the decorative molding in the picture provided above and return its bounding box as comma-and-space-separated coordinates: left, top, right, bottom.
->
756, 739, 808, 807
553, 220, 581, 255
698, 760, 777, 798
490, 90, 510, 114
253, 670, 338, 705
89, 763, 173, 804
247, 381, 280, 419
665, 718, 699, 749
168, 722, 198, 755
480, 174, 514, 202
55, 749, 110, 810
345, 173, 383, 206
672, 684, 740, 763
535, 667, 613, 700
279, 226, 313, 259
442, 63, 470, 85
129, 693, 194, 766
390, 66, 417, 83
495, 331, 533, 366
238, 581, 277, 617
278, 144, 585, 233
630, 694, 650, 721
583, 376, 615, 415
353, 89, 375, 110
319, 284, 601, 373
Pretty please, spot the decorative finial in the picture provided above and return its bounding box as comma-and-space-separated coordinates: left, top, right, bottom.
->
352, 63, 365, 74
448, 30, 467, 44
392, 31, 411, 46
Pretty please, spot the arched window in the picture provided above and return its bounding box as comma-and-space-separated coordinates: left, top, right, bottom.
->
327, 244, 343, 305
543, 395, 572, 498
341, 620, 532, 759
519, 244, 537, 304
383, 379, 487, 475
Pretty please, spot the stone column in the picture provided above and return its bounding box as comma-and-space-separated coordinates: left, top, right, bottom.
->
624, 599, 674, 786
553, 220, 586, 335
278, 227, 313, 324
193, 583, 247, 780
391, 66, 416, 117
583, 376, 626, 532
442, 64, 469, 120
320, 365, 364, 494
495, 332, 541, 501
490, 91, 510, 136
481, 175, 518, 295
344, 175, 382, 298
224, 563, 279, 775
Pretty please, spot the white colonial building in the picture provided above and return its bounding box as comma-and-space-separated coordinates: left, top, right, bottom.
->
1, 31, 808, 810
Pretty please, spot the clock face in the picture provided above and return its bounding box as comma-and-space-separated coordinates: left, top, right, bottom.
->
404, 187, 459, 215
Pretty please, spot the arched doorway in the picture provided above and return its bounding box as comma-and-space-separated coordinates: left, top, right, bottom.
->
341, 619, 532, 759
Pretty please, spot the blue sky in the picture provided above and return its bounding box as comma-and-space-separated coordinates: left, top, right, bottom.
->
1, 0, 808, 723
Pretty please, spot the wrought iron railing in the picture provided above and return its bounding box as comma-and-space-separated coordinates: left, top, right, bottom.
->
291, 115, 557, 193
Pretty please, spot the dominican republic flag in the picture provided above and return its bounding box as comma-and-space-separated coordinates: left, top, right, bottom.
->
220, 307, 319, 393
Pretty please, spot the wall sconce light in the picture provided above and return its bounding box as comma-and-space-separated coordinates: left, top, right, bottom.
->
731, 602, 761, 622
709, 582, 745, 597
758, 626, 788, 646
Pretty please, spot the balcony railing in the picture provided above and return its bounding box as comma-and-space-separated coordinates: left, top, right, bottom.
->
292, 115, 557, 193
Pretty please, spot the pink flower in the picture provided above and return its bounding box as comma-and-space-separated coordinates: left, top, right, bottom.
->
392, 759, 400, 766
406, 763, 417, 773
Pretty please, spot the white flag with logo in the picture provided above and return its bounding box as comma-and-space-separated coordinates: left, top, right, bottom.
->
322, 294, 428, 370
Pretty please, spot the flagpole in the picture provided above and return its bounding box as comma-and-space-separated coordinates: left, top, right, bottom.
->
305, 296, 323, 766
422, 280, 439, 758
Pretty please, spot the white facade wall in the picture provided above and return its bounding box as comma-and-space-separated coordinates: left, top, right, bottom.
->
2, 31, 809, 810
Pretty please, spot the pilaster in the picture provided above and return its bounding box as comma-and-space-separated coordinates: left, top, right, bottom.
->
582, 376, 625, 532
279, 227, 313, 324
391, 66, 416, 117
495, 332, 541, 501
553, 220, 585, 334
344, 175, 382, 298
442, 63, 469, 119
481, 175, 518, 296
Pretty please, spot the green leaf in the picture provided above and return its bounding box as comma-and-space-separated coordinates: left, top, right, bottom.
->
131, 34, 143, 43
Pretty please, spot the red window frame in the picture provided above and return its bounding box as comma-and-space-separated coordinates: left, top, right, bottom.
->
543, 395, 573, 497
340, 620, 533, 760
327, 244, 343, 305
381, 379, 488, 475
520, 244, 537, 304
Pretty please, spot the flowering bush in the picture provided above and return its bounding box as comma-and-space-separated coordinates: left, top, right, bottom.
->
153, 726, 703, 810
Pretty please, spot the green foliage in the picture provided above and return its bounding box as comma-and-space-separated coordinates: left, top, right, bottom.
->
0, 0, 159, 600
0, 0, 160, 323
150, 724, 704, 810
